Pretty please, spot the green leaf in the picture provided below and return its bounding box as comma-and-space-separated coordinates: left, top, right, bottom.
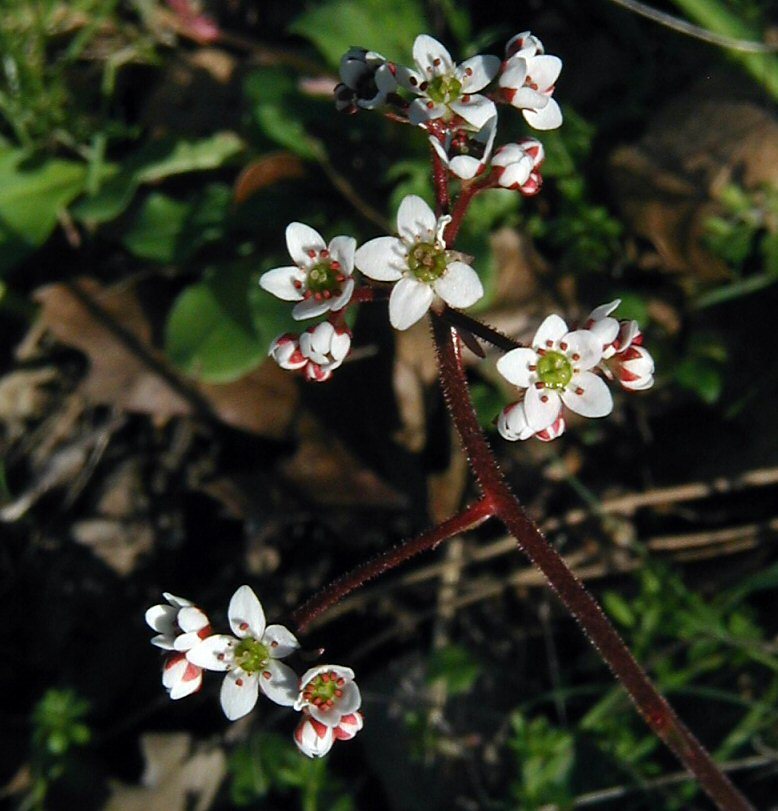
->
244, 68, 323, 161
603, 591, 636, 628
674, 357, 723, 404
427, 644, 481, 695
73, 133, 243, 224
122, 185, 231, 263
166, 265, 268, 383
290, 0, 426, 67
0, 149, 86, 274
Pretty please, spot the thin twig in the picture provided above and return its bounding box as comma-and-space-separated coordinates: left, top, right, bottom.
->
606, 0, 778, 53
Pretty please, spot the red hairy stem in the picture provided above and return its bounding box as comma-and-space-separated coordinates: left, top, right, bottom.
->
443, 182, 479, 245
430, 314, 755, 811
439, 306, 522, 353
292, 497, 494, 633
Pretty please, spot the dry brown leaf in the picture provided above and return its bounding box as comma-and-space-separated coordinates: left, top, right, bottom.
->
234, 152, 306, 205
34, 278, 298, 439
279, 412, 406, 508
610, 94, 778, 281
104, 733, 225, 811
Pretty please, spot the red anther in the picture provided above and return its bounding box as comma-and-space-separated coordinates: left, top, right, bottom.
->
262, 671, 272, 679
540, 395, 549, 403
321, 249, 330, 258
572, 353, 580, 361
293, 280, 303, 289
335, 689, 343, 698
528, 365, 537, 372
534, 381, 544, 389
465, 67, 473, 76
239, 622, 249, 631
576, 387, 584, 395
433, 58, 441, 66
270, 640, 278, 647
313, 696, 322, 705
217, 653, 225, 661
337, 678, 345, 687
462, 94, 471, 103
307, 249, 317, 258
303, 290, 312, 299
322, 673, 330, 683
326, 699, 335, 707
546, 340, 553, 347
336, 274, 345, 282
560, 341, 568, 351
330, 260, 341, 270
314, 292, 323, 300
410, 76, 418, 86
303, 692, 312, 700
323, 290, 332, 299
420, 81, 428, 91
426, 101, 434, 109
236, 678, 244, 687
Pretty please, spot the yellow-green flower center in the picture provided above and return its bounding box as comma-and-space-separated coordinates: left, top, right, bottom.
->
307, 261, 342, 294
537, 350, 573, 390
426, 75, 462, 105
408, 242, 447, 283
301, 670, 346, 710
234, 638, 270, 673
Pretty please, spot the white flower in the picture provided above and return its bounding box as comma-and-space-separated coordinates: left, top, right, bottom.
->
294, 664, 361, 728
269, 323, 352, 382
335, 47, 397, 112
491, 138, 544, 195
429, 116, 496, 180
497, 401, 566, 442
498, 33, 562, 131
584, 301, 655, 391
186, 585, 300, 721
355, 195, 483, 330
259, 224, 356, 321
146, 593, 213, 700
293, 708, 364, 758
397, 35, 500, 129
496, 314, 612, 432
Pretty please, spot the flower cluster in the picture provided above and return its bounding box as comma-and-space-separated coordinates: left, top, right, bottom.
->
146, 586, 362, 758
496, 300, 655, 442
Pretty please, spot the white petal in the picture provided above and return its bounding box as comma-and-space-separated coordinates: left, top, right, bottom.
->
262, 624, 300, 659
150, 634, 175, 650
429, 135, 450, 167
337, 680, 362, 715
389, 277, 434, 330
497, 348, 538, 388
328, 235, 356, 274
229, 585, 266, 638
298, 664, 355, 688
499, 58, 528, 89
294, 716, 335, 758
533, 314, 568, 349
527, 54, 562, 90
408, 98, 446, 126
355, 236, 405, 281
185, 634, 235, 671
145, 604, 177, 634
169, 664, 202, 700
259, 266, 305, 301
334, 712, 364, 741
292, 297, 331, 320
497, 402, 535, 441
413, 34, 453, 77
395, 65, 424, 94
162, 654, 188, 689
374, 63, 397, 94
562, 330, 603, 371
340, 58, 367, 88
449, 95, 496, 129
448, 155, 481, 180
330, 277, 354, 312
173, 631, 209, 652
524, 98, 563, 130
177, 606, 209, 633
258, 659, 299, 706
588, 299, 621, 322
511, 86, 550, 110
524, 386, 562, 431
330, 331, 351, 361
162, 592, 193, 608
309, 321, 335, 354
561, 371, 613, 417
499, 157, 533, 188
220, 670, 259, 720
286, 222, 325, 266
396, 196, 437, 245
457, 55, 500, 92
434, 262, 483, 308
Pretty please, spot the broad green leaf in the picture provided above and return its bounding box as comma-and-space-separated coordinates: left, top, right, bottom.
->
73, 133, 243, 224
244, 68, 323, 161
290, 0, 425, 67
122, 185, 231, 263
166, 265, 267, 383
0, 149, 86, 274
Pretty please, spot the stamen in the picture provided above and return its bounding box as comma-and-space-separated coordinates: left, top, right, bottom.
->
572, 353, 580, 361
560, 342, 568, 350
239, 622, 249, 631
307, 249, 316, 258
546, 340, 553, 347
263, 671, 272, 679
236, 678, 244, 687
575, 387, 584, 395
541, 395, 549, 403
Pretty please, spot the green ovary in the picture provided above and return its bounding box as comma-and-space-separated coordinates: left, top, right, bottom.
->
307, 262, 341, 294
537, 350, 573, 390
408, 242, 447, 283
234, 638, 270, 673
426, 75, 462, 105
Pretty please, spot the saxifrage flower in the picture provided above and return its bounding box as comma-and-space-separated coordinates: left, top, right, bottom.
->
293, 710, 364, 758
397, 35, 500, 129
269, 322, 352, 383
335, 47, 397, 112
429, 116, 496, 180
497, 314, 612, 432
294, 664, 362, 728
491, 137, 544, 194
260, 224, 356, 321
355, 195, 483, 330
186, 585, 300, 720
